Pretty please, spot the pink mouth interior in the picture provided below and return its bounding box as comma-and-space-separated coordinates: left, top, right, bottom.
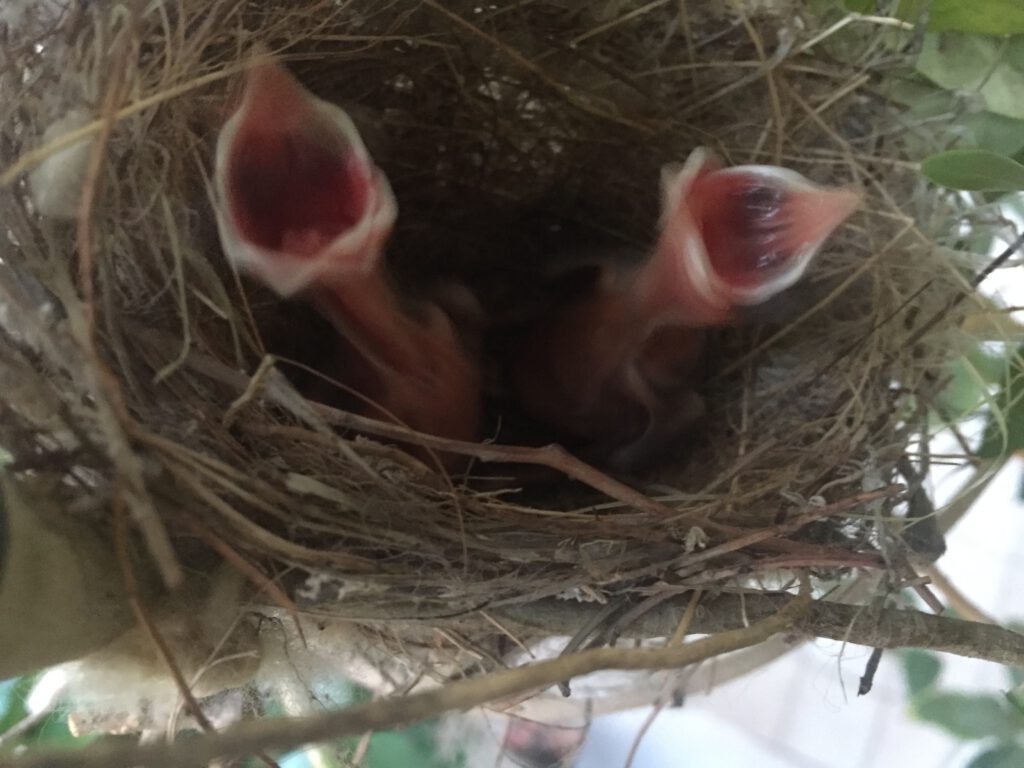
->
227, 119, 371, 258
689, 171, 800, 289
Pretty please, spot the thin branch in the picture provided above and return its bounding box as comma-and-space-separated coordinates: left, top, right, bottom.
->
6, 583, 811, 768
135, 322, 685, 525
495, 592, 1024, 667
622, 589, 705, 765
903, 231, 1024, 349
624, 700, 666, 768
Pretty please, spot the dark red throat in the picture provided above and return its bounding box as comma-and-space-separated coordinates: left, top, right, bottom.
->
690, 171, 796, 289
227, 112, 371, 258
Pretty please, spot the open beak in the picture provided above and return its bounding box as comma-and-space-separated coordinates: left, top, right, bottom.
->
512, 150, 858, 468
654, 148, 860, 313
213, 58, 480, 452
213, 58, 397, 296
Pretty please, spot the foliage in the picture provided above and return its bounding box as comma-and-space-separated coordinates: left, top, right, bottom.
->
0, 676, 81, 755
901, 651, 1024, 767
917, 35, 1024, 121
976, 345, 1024, 459
922, 150, 1024, 192
927, 1, 1024, 36
893, 0, 1024, 462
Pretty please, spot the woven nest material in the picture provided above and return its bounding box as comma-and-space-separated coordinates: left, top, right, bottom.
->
0, 0, 983, 725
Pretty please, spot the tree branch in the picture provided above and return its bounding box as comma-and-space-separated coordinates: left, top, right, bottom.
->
494, 592, 1024, 667
6, 583, 811, 768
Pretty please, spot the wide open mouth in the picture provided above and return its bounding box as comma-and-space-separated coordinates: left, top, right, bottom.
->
687, 167, 859, 300
226, 118, 372, 258
222, 62, 373, 260
691, 171, 808, 290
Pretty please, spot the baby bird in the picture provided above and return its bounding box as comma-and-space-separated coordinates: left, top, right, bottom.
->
516, 148, 860, 470
214, 58, 481, 452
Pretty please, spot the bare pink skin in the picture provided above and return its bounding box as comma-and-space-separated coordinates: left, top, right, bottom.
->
311, 277, 481, 449
515, 268, 707, 470
215, 60, 481, 457
516, 150, 860, 470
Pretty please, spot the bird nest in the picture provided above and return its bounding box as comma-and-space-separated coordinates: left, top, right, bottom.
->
0, 0, 988, 740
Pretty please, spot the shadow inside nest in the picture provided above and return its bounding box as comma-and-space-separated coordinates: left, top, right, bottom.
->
252, 193, 870, 496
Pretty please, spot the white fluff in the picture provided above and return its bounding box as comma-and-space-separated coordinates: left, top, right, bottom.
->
27, 109, 94, 221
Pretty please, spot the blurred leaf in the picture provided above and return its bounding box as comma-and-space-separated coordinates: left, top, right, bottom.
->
895, 0, 928, 25
366, 731, 425, 768
280, 752, 316, 768
0, 680, 15, 713
843, 0, 874, 12
962, 113, 1024, 158
977, 345, 1024, 458
936, 356, 991, 418
365, 721, 451, 768
917, 34, 1024, 120
922, 149, 1024, 191
1007, 680, 1024, 715
967, 347, 1015, 383
913, 692, 1024, 740
967, 744, 1024, 768
880, 74, 949, 110
0, 676, 31, 736
879, 72, 1024, 157
929, 1, 1024, 35
25, 711, 79, 749
902, 650, 942, 697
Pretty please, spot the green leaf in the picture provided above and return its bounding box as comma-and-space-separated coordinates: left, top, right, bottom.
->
365, 721, 450, 768
913, 692, 1024, 740
901, 650, 942, 697
962, 113, 1024, 158
895, 0, 928, 25
922, 150, 1024, 191
877, 77, 1024, 157
936, 356, 991, 419
1007, 681, 1024, 715
977, 345, 1024, 458
930, 1, 1024, 35
967, 347, 1014, 384
25, 711, 80, 749
917, 34, 1024, 120
0, 676, 32, 736
967, 744, 1024, 768
843, 0, 874, 12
